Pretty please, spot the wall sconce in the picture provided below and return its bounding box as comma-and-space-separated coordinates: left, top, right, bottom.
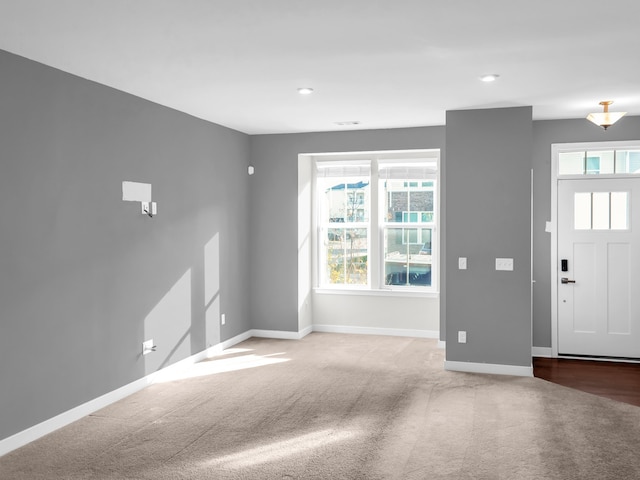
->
141, 202, 157, 218
586, 101, 626, 130
122, 181, 157, 218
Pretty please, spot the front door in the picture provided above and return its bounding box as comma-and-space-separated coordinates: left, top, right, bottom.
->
557, 177, 640, 358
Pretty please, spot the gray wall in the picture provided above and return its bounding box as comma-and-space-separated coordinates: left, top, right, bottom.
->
249, 114, 640, 353
3, 44, 639, 445
0, 50, 251, 441
249, 128, 446, 332
531, 116, 640, 347
445, 107, 533, 367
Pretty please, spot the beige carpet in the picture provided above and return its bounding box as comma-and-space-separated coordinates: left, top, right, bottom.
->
2, 332, 640, 479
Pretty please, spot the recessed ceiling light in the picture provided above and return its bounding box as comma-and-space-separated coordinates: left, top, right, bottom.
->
297, 87, 314, 95
479, 74, 500, 82
334, 121, 361, 126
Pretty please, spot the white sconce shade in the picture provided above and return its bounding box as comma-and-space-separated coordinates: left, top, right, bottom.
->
122, 181, 152, 202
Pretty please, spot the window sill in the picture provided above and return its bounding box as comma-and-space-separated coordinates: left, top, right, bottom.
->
313, 287, 439, 299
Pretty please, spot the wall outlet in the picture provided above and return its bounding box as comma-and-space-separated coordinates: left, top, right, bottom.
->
495, 258, 514, 271
221, 313, 226, 325
458, 331, 467, 343
458, 257, 467, 270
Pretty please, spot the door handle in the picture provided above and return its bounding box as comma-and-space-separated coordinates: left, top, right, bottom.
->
561, 277, 576, 284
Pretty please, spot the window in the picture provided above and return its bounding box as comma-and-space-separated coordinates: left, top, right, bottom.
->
315, 151, 439, 292
559, 149, 640, 175
381, 173, 435, 287
574, 191, 629, 230
317, 161, 371, 286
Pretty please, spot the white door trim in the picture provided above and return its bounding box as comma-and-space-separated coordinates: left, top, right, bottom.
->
550, 140, 640, 358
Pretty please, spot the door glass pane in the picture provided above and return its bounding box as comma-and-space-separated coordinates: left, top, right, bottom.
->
610, 192, 629, 230
574, 192, 592, 230
559, 152, 584, 175
592, 192, 610, 229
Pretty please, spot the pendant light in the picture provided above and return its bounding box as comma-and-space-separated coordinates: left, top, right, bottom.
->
586, 101, 626, 130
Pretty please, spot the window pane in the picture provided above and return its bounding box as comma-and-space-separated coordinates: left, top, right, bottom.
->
585, 156, 599, 174
384, 227, 432, 286
611, 192, 629, 230
409, 190, 433, 213
325, 228, 368, 285
384, 180, 434, 224
616, 150, 640, 174
559, 152, 584, 175
574, 192, 591, 230
327, 227, 343, 242
403, 227, 419, 244
630, 152, 640, 173
592, 192, 610, 229
319, 177, 369, 223
586, 151, 614, 174
387, 188, 408, 222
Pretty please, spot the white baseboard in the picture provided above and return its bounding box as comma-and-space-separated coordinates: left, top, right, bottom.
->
299, 325, 313, 338
444, 360, 533, 377
437, 340, 446, 349
0, 374, 153, 458
312, 324, 440, 339
532, 346, 553, 358
0, 330, 253, 458
205, 330, 253, 358
249, 327, 311, 340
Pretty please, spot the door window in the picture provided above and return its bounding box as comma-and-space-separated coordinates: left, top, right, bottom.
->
573, 191, 629, 230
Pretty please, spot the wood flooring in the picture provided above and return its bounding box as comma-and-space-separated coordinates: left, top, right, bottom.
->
533, 357, 640, 407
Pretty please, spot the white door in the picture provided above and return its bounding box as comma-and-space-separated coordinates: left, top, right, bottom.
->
557, 178, 640, 358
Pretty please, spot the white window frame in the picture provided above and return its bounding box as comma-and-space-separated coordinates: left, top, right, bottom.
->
312, 150, 440, 295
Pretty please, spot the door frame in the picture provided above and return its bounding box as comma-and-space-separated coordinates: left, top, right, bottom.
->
551, 140, 640, 358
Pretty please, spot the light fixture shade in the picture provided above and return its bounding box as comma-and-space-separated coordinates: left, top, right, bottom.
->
586, 101, 627, 130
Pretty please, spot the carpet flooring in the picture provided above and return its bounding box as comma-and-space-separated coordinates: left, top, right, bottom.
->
1, 332, 640, 479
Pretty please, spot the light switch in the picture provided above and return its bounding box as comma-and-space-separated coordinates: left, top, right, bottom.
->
496, 258, 514, 271
458, 257, 467, 270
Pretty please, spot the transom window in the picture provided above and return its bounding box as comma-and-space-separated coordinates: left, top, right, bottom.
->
559, 149, 640, 175
315, 151, 439, 292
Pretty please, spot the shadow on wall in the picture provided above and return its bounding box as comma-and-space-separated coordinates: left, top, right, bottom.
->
143, 233, 221, 376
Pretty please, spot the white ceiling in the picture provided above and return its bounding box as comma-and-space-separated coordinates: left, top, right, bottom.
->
1, 0, 639, 134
